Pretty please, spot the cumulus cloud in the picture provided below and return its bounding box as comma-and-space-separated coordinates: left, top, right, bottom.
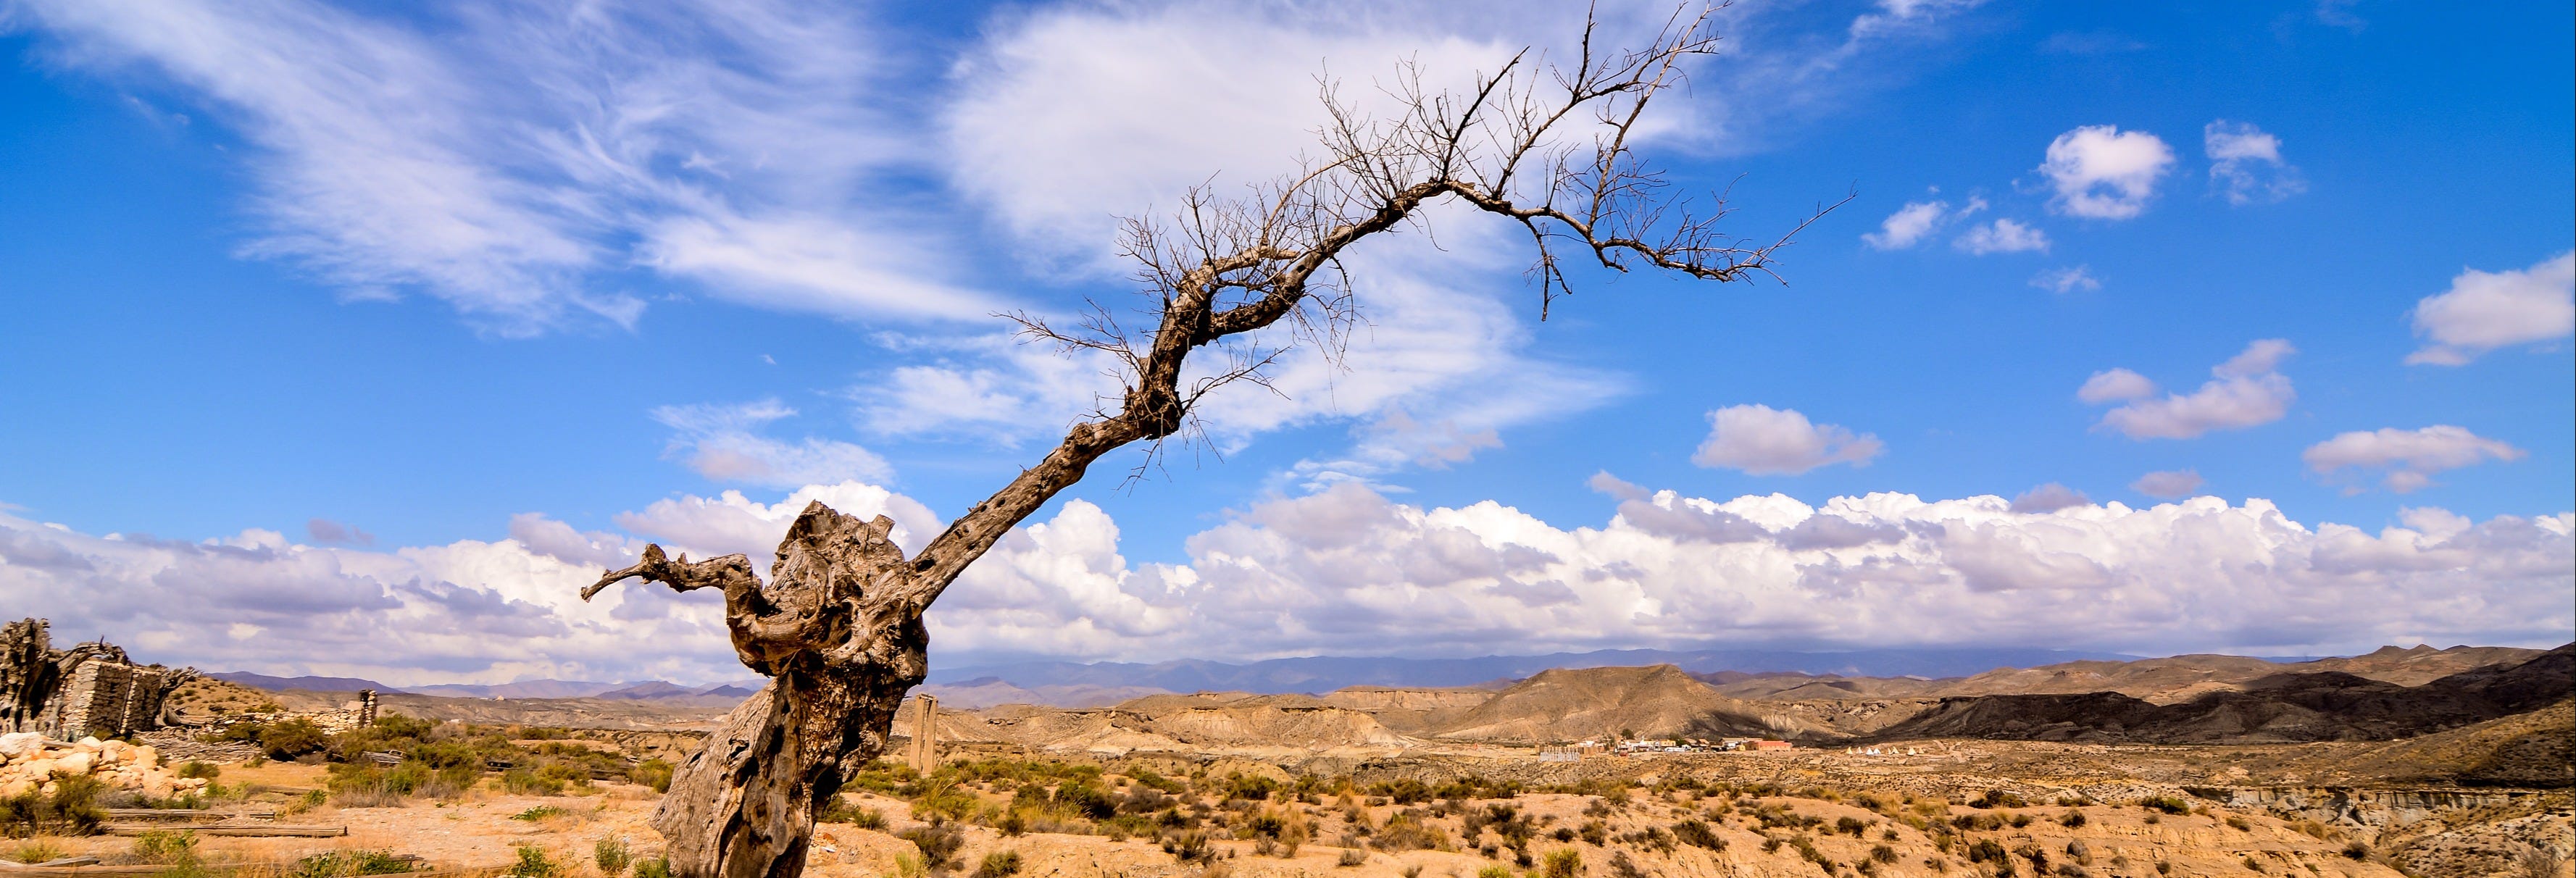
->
1077, 484, 2572, 657
2303, 425, 2527, 493
2204, 120, 2306, 206
2039, 125, 2175, 220
8, 479, 2572, 672
304, 518, 374, 546
2089, 339, 2297, 440
1953, 218, 2050, 255
651, 400, 891, 488
0, 480, 963, 685
2075, 368, 2157, 404
2008, 483, 2090, 513
1691, 405, 1885, 475
2130, 469, 2206, 498
2030, 265, 2101, 293
1862, 196, 1983, 250
2405, 252, 2576, 366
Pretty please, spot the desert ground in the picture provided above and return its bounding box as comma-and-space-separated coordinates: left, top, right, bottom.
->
9, 728, 2568, 878
9, 645, 2568, 878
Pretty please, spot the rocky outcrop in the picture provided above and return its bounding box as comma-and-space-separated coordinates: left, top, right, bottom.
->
1, 618, 195, 739
0, 731, 210, 800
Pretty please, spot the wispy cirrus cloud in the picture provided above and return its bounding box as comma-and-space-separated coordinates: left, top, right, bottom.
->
651, 399, 891, 488
4, 0, 985, 333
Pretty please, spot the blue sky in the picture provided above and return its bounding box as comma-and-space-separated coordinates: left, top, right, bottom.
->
1, 0, 2569, 685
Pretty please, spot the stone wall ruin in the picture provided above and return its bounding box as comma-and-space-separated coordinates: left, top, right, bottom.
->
0, 618, 195, 740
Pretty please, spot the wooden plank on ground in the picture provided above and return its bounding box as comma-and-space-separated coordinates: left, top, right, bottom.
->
101, 823, 345, 837
103, 807, 278, 821
0, 864, 490, 878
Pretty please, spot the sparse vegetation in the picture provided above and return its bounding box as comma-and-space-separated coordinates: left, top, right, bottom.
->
593, 837, 633, 876
970, 850, 1022, 878
510, 845, 559, 878
2, 772, 107, 837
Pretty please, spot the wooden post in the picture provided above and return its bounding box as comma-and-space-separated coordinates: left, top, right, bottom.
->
906, 695, 937, 774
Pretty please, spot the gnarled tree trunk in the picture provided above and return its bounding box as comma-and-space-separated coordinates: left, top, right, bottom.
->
580, 9, 1828, 877
586, 506, 930, 878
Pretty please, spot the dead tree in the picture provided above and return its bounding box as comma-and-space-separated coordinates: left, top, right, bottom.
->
581, 8, 1836, 877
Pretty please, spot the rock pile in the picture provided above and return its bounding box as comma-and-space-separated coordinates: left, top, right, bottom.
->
0, 730, 211, 800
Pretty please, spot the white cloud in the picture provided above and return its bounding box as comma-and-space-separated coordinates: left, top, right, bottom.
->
1076, 485, 2574, 658
2406, 252, 2576, 366
1691, 405, 1885, 475
1953, 218, 2050, 254
9, 480, 2572, 672
2204, 120, 2306, 206
2075, 368, 2157, 404
2090, 339, 2297, 440
899, 0, 1993, 479
2130, 469, 2206, 498
4, 0, 973, 333
650, 399, 891, 488
2030, 265, 2101, 293
2303, 425, 2527, 493
1864, 201, 1948, 250
1863, 196, 1985, 250
2039, 125, 2175, 220
2008, 482, 2089, 513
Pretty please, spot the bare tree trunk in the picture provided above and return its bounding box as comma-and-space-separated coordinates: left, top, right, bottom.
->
582, 9, 1835, 877
588, 505, 929, 878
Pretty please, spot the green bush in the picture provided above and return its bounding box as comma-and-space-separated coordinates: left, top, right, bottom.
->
1673, 818, 1725, 850
1, 773, 107, 837
628, 759, 673, 794
509, 846, 559, 878
291, 849, 417, 877
2138, 796, 2190, 814
132, 831, 199, 865
897, 825, 964, 871
1541, 848, 1582, 878
10, 840, 67, 864
503, 769, 567, 797
632, 858, 670, 878
175, 762, 221, 781
970, 850, 1023, 878
1051, 782, 1117, 820
260, 718, 330, 759
593, 837, 633, 876
818, 797, 884, 829
1971, 789, 2027, 809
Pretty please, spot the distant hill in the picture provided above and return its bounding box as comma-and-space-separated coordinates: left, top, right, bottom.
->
209, 672, 392, 693
927, 646, 2135, 695
918, 677, 1172, 709
402, 680, 627, 699
1864, 644, 2574, 745
1429, 664, 1783, 743
596, 680, 765, 701
1693, 643, 2554, 705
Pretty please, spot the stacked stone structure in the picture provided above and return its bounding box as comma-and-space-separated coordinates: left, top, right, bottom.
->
0, 618, 194, 739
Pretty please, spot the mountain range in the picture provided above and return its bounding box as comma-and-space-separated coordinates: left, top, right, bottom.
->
208, 672, 762, 701
919, 645, 2147, 695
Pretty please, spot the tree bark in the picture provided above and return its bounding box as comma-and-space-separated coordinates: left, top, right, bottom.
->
589, 504, 928, 878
